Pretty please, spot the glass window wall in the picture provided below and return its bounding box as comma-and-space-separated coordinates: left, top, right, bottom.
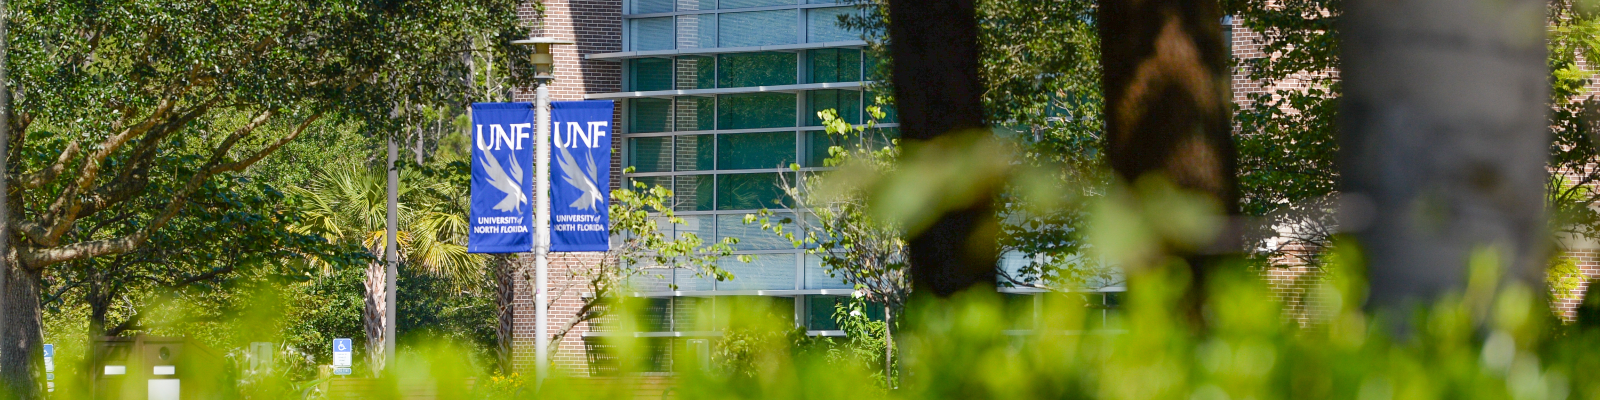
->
719, 0, 796, 10
631, 98, 674, 133
630, 58, 674, 92
675, 96, 716, 131
628, 137, 673, 173
716, 172, 789, 210
677, 56, 716, 90
717, 131, 796, 170
805, 89, 861, 126
719, 10, 798, 47
631, 17, 675, 51
674, 174, 715, 211
719, 93, 797, 130
807, 48, 861, 83
807, 7, 858, 43
718, 52, 797, 88
676, 14, 718, 49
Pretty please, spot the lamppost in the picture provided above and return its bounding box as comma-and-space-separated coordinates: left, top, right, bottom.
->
511, 35, 571, 386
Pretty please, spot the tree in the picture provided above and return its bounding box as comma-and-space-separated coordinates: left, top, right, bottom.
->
1097, 0, 1239, 323
1340, 0, 1549, 311
38, 174, 357, 339
755, 107, 909, 386
1227, 0, 1595, 312
884, 0, 999, 298
288, 160, 480, 375
1, 0, 532, 394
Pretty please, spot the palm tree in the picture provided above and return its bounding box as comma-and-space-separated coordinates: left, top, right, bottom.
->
288, 162, 483, 375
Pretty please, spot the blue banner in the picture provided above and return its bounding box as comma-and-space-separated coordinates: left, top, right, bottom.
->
550, 101, 614, 252
469, 103, 535, 253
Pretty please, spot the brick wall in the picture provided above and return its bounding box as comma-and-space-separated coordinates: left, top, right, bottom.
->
514, 0, 623, 376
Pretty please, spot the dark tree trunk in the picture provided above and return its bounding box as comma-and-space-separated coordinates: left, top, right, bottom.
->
886, 0, 997, 297
0, 0, 13, 395
493, 255, 516, 374
1340, 0, 1548, 312
1098, 0, 1237, 315
1, 262, 42, 399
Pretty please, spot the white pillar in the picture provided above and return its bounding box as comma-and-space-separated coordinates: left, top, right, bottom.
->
534, 82, 551, 384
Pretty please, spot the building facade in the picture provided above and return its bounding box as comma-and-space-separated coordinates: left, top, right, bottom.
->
513, 0, 907, 375
513, 0, 1600, 376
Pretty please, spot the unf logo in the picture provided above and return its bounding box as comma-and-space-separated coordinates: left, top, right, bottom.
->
474, 123, 532, 151
554, 121, 609, 149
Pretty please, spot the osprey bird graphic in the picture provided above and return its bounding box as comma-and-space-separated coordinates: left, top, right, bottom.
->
480, 153, 526, 212
557, 144, 604, 211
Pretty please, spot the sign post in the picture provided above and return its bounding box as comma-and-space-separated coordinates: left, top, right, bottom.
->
467, 98, 611, 384
331, 338, 352, 376
43, 344, 54, 392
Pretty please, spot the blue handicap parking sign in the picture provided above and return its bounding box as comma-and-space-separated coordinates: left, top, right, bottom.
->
333, 368, 352, 376
332, 338, 351, 353
42, 344, 53, 358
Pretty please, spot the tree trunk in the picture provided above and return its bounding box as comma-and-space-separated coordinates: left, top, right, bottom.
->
882, 304, 893, 389
493, 255, 516, 374
0, 262, 42, 399
1340, 0, 1548, 312
363, 260, 387, 375
0, 0, 12, 394
885, 0, 997, 297
1098, 0, 1237, 300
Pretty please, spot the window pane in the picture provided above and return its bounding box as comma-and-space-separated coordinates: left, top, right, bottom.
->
676, 56, 715, 90
716, 212, 795, 250
716, 253, 797, 290
674, 96, 715, 131
718, 131, 796, 170
633, 0, 674, 13
717, 172, 788, 210
673, 297, 707, 330
675, 134, 715, 171
675, 174, 715, 211
627, 176, 674, 212
806, 89, 861, 126
719, 93, 797, 130
675, 214, 715, 243
807, 7, 858, 43
807, 48, 861, 84
719, 10, 797, 48
630, 58, 674, 92
718, 52, 797, 88
808, 0, 841, 4
720, 0, 794, 9
631, 17, 675, 51
804, 257, 853, 289
628, 137, 673, 173
803, 130, 841, 167
642, 297, 672, 331
674, 268, 715, 291
676, 0, 717, 11
675, 14, 717, 49
627, 263, 674, 292
806, 296, 840, 330
630, 98, 673, 133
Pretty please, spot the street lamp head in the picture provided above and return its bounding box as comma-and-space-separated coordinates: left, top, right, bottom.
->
512, 37, 575, 82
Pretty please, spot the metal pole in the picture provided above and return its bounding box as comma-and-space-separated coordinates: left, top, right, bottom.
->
385, 137, 399, 371
534, 81, 551, 384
